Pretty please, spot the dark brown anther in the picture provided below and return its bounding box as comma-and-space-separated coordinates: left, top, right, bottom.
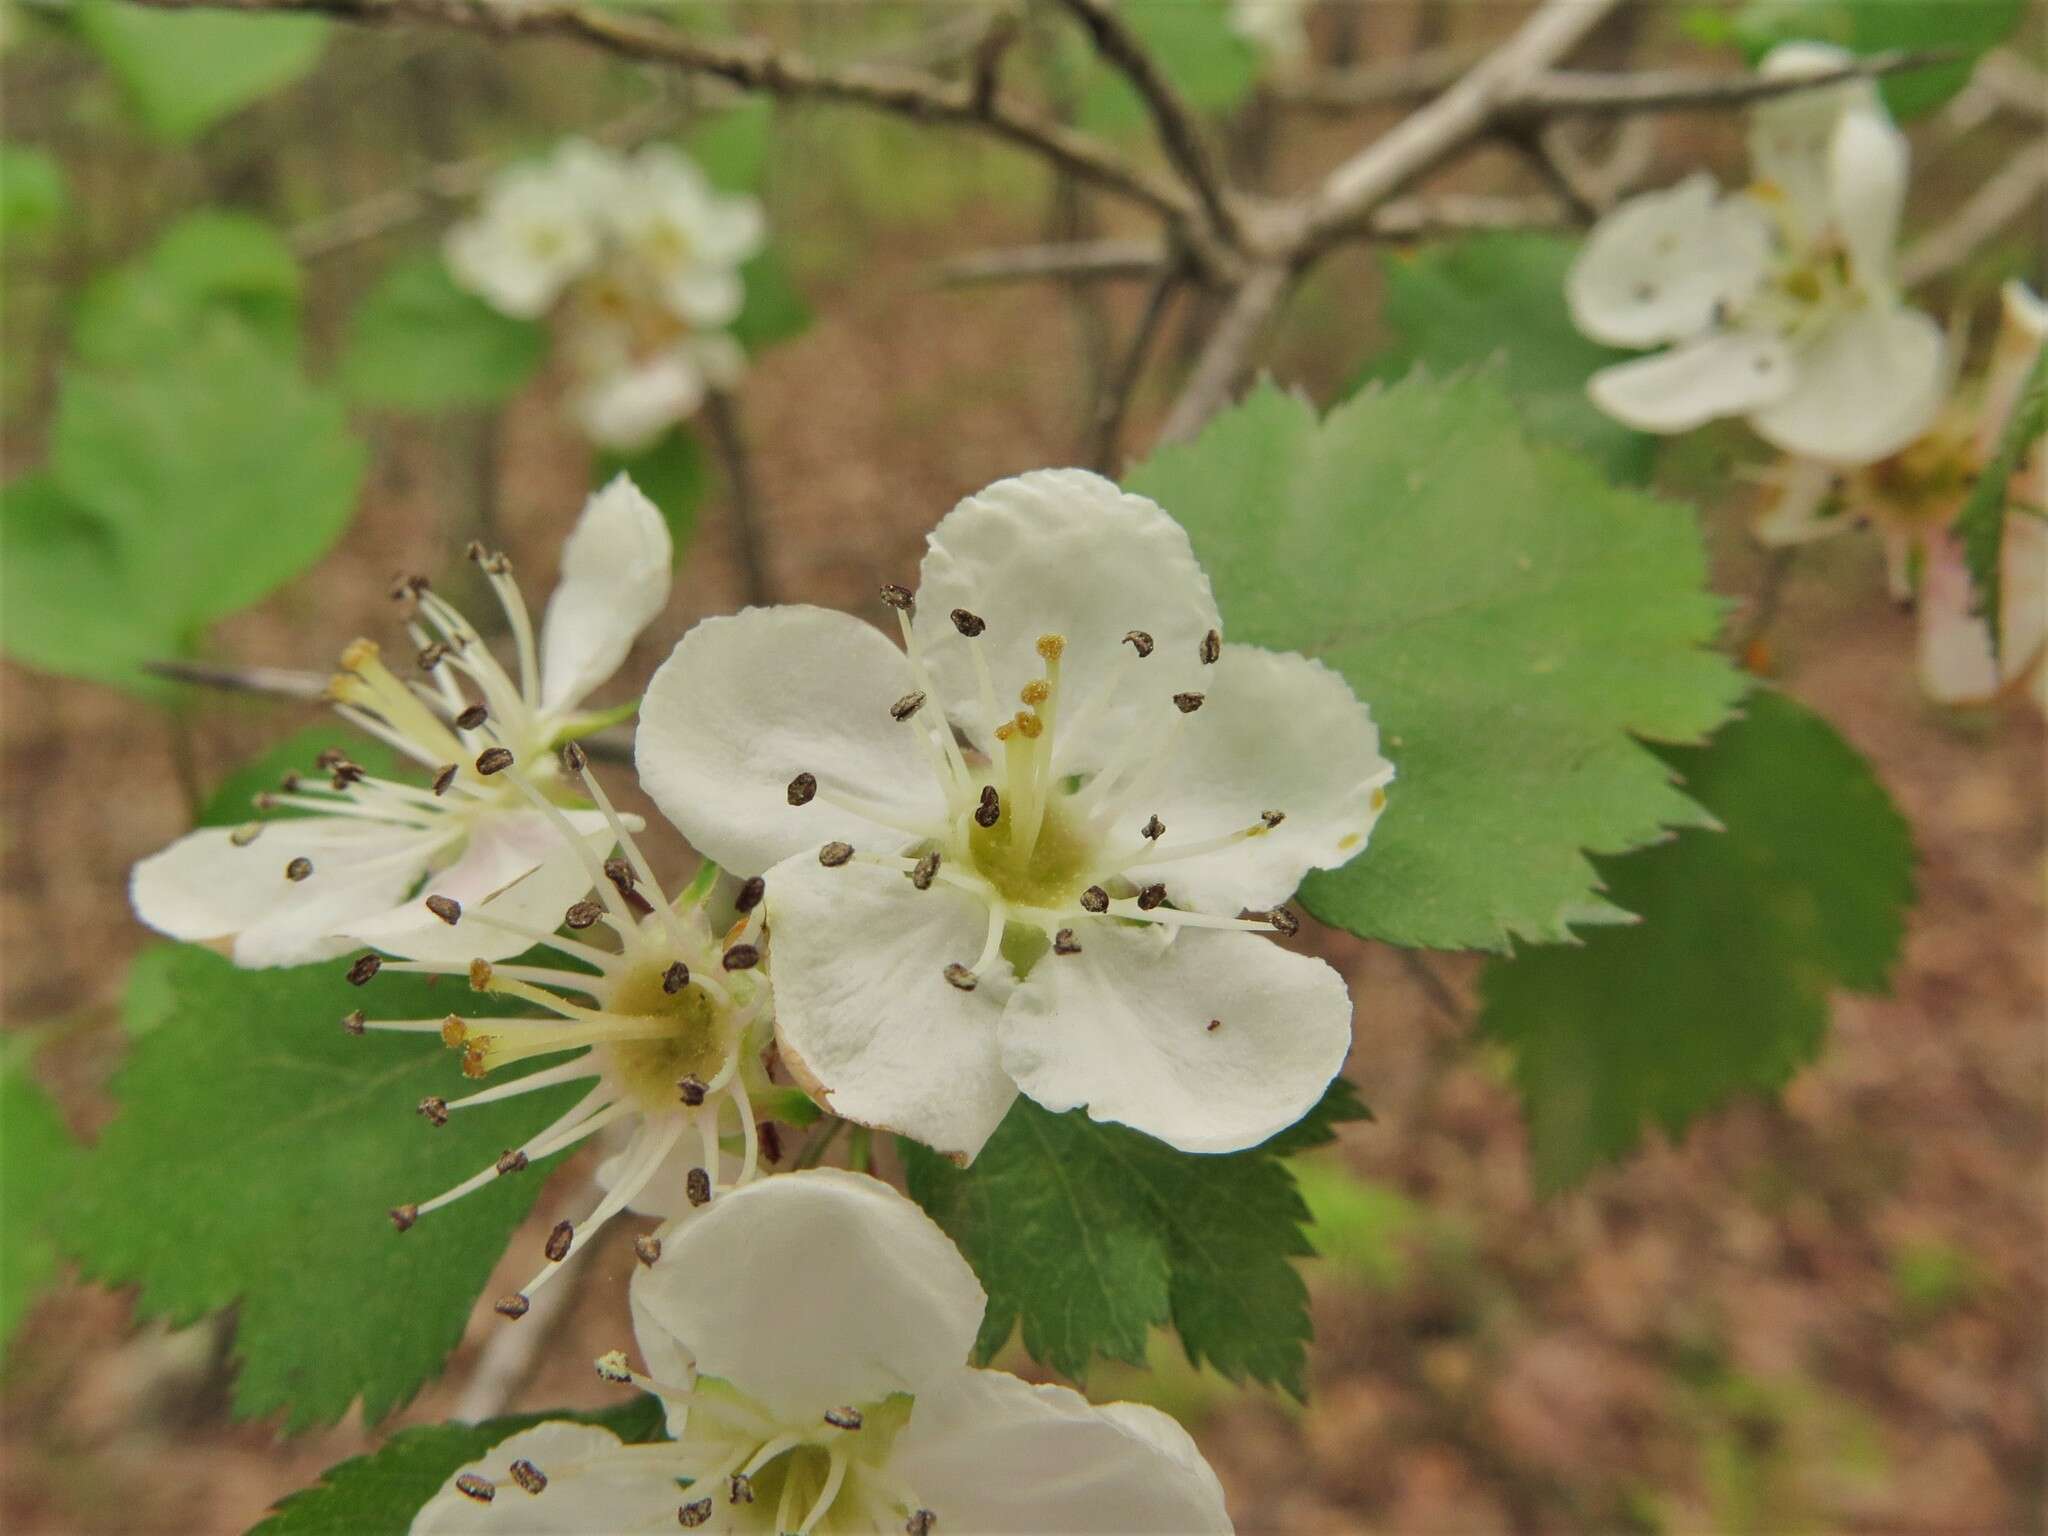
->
417, 1096, 450, 1127
1079, 886, 1109, 913
824, 1406, 865, 1431
735, 875, 766, 914
1122, 630, 1155, 657
788, 772, 818, 806
347, 953, 382, 986
604, 858, 637, 892
560, 740, 589, 775
252, 792, 278, 812
944, 963, 976, 991
727, 1472, 755, 1505
1208, 1018, 1222, 1032
230, 821, 263, 847
1172, 692, 1206, 714
389, 1203, 419, 1232
341, 1009, 366, 1036
677, 1075, 707, 1107
1261, 809, 1286, 828
686, 1167, 712, 1207
879, 583, 916, 615
455, 703, 489, 731
1200, 628, 1222, 665
1053, 929, 1082, 956
819, 841, 855, 867
280, 772, 302, 793
329, 761, 367, 789
891, 690, 927, 722
316, 748, 347, 769
950, 608, 987, 638
564, 899, 604, 930
662, 960, 690, 994
911, 851, 940, 890
544, 1221, 574, 1263
416, 641, 448, 672
1141, 814, 1165, 841
906, 1511, 937, 1536
494, 1293, 531, 1320
1136, 883, 1167, 911
432, 763, 459, 796
509, 1459, 547, 1496
496, 1149, 530, 1176
634, 1234, 663, 1267
758, 1121, 783, 1164
455, 1473, 496, 1504
679, 1497, 713, 1528
721, 943, 760, 972
475, 747, 514, 776
285, 856, 314, 882
974, 785, 1001, 828
1267, 905, 1300, 937
426, 894, 462, 926
465, 539, 489, 564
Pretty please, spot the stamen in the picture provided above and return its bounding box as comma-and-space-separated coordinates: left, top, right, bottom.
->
891, 691, 927, 722
285, 857, 313, 882
1208, 1018, 1222, 1031
735, 876, 766, 915
544, 1221, 574, 1262
508, 1460, 547, 1496
230, 821, 263, 847
456, 703, 489, 731
823, 1406, 864, 1431
455, 1473, 495, 1503
679, 1496, 713, 1527
1142, 815, 1164, 840
795, 1450, 850, 1536
495, 1295, 530, 1320
595, 1350, 633, 1383
432, 764, 458, 796
819, 841, 855, 867
1173, 692, 1205, 714
686, 1167, 712, 1206
911, 851, 940, 890
390, 1204, 419, 1231
663, 961, 691, 993
634, 1235, 662, 1266
571, 750, 685, 952
1200, 628, 1221, 665
347, 954, 382, 986
949, 609, 986, 638
879, 583, 915, 615
729, 1473, 756, 1505
907, 1512, 937, 1536
1053, 929, 1081, 955
788, 772, 818, 806
418, 1097, 450, 1127
1137, 884, 1167, 910
565, 899, 604, 929
678, 1075, 708, 1107
1261, 809, 1285, 828
891, 607, 972, 806
497, 1150, 531, 1175
975, 785, 1001, 829
1080, 886, 1109, 913
476, 746, 514, 775
1122, 630, 1154, 657
342, 1010, 366, 1035
425, 895, 462, 925
721, 943, 760, 971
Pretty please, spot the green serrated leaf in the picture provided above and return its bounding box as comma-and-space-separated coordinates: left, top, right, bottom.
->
1478, 691, 1914, 1194
340, 253, 546, 411
0, 142, 66, 249
595, 427, 705, 556
249, 1396, 668, 1535
1956, 342, 2047, 662
1719, 0, 2024, 118
902, 1079, 1369, 1397
1, 1051, 80, 1361
72, 210, 302, 368
65, 946, 586, 1429
1125, 374, 1748, 952
71, 0, 330, 142
1353, 234, 1656, 484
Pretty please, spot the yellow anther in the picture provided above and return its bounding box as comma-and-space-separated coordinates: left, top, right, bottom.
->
994, 721, 1016, 742
339, 637, 382, 671
1020, 680, 1050, 707
1749, 178, 1784, 203
1036, 634, 1066, 662
1013, 710, 1044, 740
469, 958, 495, 991
461, 1044, 491, 1079
441, 1015, 469, 1049
1371, 787, 1388, 811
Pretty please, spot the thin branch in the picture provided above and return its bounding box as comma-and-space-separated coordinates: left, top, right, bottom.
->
1086, 269, 1181, 472
701, 390, 773, 607
931, 238, 1168, 287
1899, 138, 2048, 289
120, 0, 1197, 227
1269, 47, 1482, 113
1511, 49, 1951, 117
1154, 263, 1288, 447
1049, 0, 1239, 244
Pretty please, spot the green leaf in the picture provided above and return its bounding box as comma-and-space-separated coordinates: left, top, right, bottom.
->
596, 427, 705, 557
1125, 374, 1747, 952
71, 0, 330, 142
1, 1049, 80, 1361
340, 254, 546, 411
0, 143, 66, 249
250, 1396, 668, 1535
52, 315, 365, 628
1955, 342, 2047, 662
65, 946, 587, 1429
685, 98, 774, 193
731, 247, 810, 355
1477, 691, 1914, 1193
72, 210, 302, 367
1717, 0, 2025, 118
1352, 234, 1656, 484
902, 1079, 1369, 1398
1076, 0, 1258, 137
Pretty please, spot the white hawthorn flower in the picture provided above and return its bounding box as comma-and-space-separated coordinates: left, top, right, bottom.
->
1569, 42, 1946, 466
411, 1169, 1233, 1534
638, 470, 1391, 1162
129, 477, 671, 968
444, 142, 610, 321
345, 737, 776, 1317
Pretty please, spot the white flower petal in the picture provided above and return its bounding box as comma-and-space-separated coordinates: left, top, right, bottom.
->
1917, 532, 1999, 705
130, 818, 440, 968
630, 1169, 987, 1423
1001, 922, 1351, 1153
912, 470, 1221, 766
1121, 644, 1391, 913
443, 170, 599, 321
638, 606, 945, 876
538, 476, 674, 715
1567, 174, 1772, 348
891, 1368, 1233, 1534
1750, 304, 1946, 465
1587, 330, 1795, 435
571, 350, 706, 451
661, 265, 744, 329
764, 856, 1017, 1161
1828, 107, 1909, 292
1748, 42, 1878, 228
410, 1422, 684, 1535
691, 197, 766, 266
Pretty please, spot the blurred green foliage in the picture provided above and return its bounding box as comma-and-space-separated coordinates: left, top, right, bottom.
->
68, 0, 330, 142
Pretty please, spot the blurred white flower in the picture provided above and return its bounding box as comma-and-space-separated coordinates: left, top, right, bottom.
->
638, 470, 1390, 1162
1569, 42, 1945, 466
130, 477, 671, 967
1229, 0, 1310, 65
410, 1169, 1234, 1534
445, 139, 766, 448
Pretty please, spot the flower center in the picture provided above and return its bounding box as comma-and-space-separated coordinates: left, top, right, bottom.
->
964, 790, 1096, 910
602, 958, 734, 1112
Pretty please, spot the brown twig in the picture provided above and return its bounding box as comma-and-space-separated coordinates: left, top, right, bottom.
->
1086, 268, 1182, 473
1155, 263, 1289, 446
1898, 138, 2048, 289
701, 390, 773, 608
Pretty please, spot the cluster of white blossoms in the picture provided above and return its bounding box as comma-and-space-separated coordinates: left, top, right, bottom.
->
446, 140, 766, 451
129, 465, 1396, 1531
1568, 42, 1946, 468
